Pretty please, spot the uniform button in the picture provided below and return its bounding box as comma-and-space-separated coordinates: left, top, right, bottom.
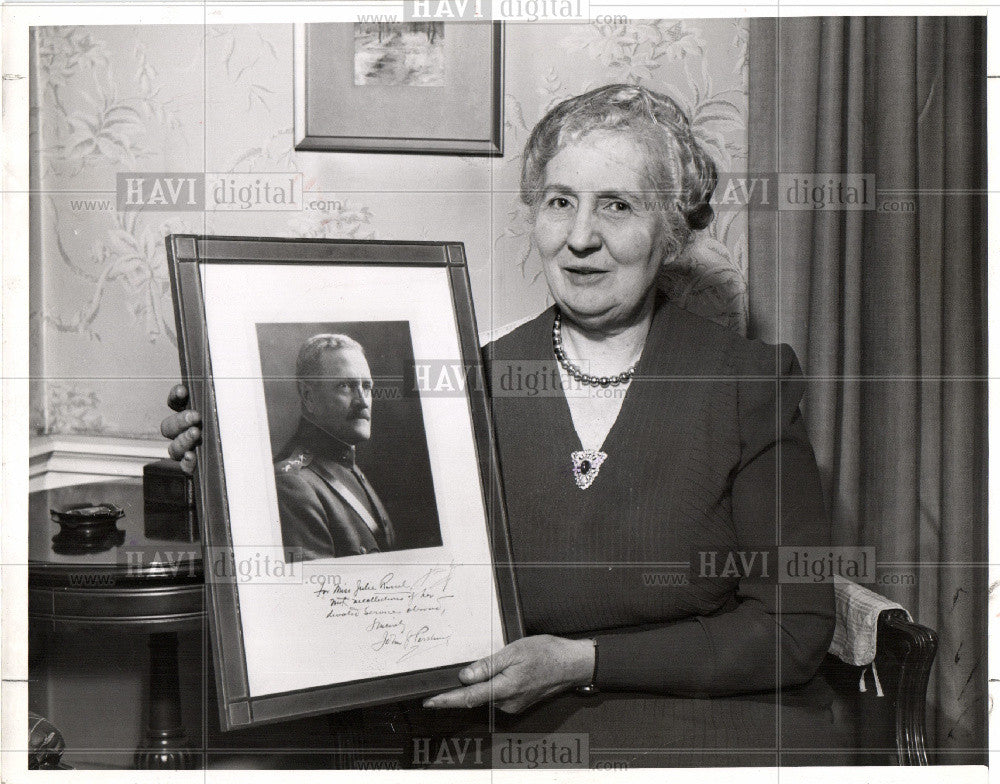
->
359, 547, 367, 554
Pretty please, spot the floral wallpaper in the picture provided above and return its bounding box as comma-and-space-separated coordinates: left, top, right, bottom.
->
30, 21, 747, 438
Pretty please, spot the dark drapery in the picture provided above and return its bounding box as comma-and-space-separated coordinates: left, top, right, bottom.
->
748, 17, 986, 763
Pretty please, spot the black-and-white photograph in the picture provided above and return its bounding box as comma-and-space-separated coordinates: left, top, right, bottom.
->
257, 321, 443, 560
4, 5, 990, 781
163, 243, 513, 726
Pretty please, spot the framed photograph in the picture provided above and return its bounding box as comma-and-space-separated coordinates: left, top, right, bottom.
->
166, 234, 521, 730
294, 22, 503, 155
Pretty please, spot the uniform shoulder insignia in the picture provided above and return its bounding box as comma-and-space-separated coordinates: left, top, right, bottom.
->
276, 450, 312, 473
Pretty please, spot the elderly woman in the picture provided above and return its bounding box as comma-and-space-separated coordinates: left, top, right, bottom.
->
162, 84, 846, 767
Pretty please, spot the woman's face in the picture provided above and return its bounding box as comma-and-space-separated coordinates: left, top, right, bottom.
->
532, 130, 675, 334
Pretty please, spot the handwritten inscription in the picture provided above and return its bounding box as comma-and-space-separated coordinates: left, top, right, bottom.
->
311, 566, 456, 662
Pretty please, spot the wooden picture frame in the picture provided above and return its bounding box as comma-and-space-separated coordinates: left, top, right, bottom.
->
166, 234, 522, 730
294, 22, 503, 155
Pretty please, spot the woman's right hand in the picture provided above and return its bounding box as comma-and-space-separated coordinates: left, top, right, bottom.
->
160, 384, 202, 475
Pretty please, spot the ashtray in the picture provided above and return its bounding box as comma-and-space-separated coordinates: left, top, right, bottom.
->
50, 503, 125, 537
52, 526, 126, 556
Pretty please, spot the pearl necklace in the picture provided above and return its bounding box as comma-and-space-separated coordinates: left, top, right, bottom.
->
552, 311, 643, 490
551, 311, 638, 388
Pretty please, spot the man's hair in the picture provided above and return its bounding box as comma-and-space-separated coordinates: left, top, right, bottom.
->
295, 333, 366, 383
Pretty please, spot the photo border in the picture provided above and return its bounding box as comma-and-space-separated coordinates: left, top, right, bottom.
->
166, 234, 523, 730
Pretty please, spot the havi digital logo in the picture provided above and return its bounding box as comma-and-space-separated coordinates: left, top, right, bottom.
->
117, 172, 204, 211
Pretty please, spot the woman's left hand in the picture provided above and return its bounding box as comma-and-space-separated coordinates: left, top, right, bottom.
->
422, 635, 595, 714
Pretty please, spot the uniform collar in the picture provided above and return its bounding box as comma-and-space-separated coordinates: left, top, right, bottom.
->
295, 416, 357, 468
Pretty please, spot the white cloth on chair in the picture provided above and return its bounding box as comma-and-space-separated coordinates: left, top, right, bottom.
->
829, 575, 912, 666
828, 576, 912, 696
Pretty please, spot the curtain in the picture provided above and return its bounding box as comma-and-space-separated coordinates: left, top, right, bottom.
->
748, 17, 986, 763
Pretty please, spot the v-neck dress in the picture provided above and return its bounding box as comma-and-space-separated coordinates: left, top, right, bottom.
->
476, 297, 849, 766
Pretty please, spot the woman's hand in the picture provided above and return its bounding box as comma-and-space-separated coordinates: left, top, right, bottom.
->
422, 635, 595, 714
160, 384, 202, 475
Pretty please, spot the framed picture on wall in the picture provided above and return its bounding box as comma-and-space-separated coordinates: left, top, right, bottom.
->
166, 234, 521, 730
293, 22, 503, 155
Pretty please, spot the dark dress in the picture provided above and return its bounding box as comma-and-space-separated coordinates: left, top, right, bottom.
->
478, 299, 851, 766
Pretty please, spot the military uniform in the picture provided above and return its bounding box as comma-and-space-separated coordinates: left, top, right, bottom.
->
274, 417, 395, 562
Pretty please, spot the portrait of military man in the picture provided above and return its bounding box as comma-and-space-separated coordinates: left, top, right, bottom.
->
274, 333, 396, 562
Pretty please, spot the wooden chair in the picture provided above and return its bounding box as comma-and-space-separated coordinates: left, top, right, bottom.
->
820, 599, 938, 764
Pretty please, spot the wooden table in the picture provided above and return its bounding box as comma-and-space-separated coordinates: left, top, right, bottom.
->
29, 479, 202, 769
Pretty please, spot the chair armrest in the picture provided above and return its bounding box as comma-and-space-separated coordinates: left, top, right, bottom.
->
876, 608, 937, 765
